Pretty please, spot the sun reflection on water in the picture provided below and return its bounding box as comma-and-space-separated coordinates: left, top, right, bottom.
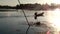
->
46, 8, 60, 34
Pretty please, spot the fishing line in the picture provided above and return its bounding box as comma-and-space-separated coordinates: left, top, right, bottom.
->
17, 0, 30, 34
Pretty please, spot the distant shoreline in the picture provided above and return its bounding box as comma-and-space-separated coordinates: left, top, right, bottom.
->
0, 9, 42, 12
0, 9, 17, 12
0, 8, 55, 12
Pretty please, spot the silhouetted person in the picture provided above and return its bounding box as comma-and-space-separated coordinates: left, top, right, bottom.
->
34, 12, 44, 19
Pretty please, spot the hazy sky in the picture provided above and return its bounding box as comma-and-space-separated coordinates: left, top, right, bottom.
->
0, 0, 57, 6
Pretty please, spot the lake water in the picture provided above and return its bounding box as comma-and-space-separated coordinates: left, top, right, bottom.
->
0, 9, 57, 34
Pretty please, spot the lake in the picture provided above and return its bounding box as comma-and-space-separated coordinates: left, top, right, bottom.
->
0, 9, 58, 34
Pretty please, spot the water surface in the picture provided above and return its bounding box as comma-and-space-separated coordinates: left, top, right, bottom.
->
0, 10, 55, 34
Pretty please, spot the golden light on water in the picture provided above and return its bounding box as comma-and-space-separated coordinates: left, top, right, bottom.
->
46, 8, 60, 32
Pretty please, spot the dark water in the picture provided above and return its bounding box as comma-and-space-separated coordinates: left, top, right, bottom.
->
0, 10, 55, 34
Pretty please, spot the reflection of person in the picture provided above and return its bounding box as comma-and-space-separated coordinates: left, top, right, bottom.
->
34, 12, 44, 19
33, 22, 40, 26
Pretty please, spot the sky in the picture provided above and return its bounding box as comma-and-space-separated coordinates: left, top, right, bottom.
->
0, 0, 59, 6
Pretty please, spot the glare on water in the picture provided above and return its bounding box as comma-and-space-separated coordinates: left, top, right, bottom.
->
46, 8, 60, 34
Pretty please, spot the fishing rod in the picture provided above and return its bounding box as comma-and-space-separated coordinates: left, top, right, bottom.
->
17, 0, 30, 34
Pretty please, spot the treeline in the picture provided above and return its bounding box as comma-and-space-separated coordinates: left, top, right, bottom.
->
0, 3, 59, 10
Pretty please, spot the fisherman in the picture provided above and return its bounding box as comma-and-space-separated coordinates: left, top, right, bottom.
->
34, 12, 44, 19
33, 12, 44, 26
